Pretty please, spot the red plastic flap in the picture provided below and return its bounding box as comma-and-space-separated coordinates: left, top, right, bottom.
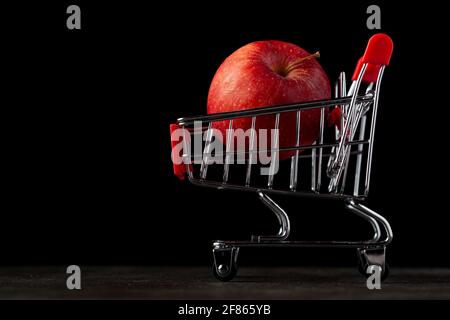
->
328, 107, 342, 130
351, 57, 383, 83
362, 33, 394, 65
170, 123, 187, 180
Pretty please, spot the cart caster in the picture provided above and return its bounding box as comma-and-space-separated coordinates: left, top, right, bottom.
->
212, 244, 239, 282
357, 247, 389, 281
358, 260, 390, 281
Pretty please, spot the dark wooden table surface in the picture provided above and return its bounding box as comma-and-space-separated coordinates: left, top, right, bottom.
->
0, 266, 449, 299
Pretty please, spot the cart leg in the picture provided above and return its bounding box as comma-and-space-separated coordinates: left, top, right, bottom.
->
346, 199, 393, 245
346, 200, 392, 281
251, 192, 291, 242
356, 246, 390, 281
212, 243, 239, 282
345, 200, 382, 242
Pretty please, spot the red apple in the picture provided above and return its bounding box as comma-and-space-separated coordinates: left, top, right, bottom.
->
207, 40, 331, 160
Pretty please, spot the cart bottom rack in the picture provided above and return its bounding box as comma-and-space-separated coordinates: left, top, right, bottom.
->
211, 191, 392, 281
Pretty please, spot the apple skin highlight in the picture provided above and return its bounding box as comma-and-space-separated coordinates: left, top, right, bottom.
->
207, 40, 331, 160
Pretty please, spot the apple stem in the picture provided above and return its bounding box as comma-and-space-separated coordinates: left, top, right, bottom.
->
285, 51, 320, 74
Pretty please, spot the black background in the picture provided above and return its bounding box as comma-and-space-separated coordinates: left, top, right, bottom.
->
3, 1, 449, 267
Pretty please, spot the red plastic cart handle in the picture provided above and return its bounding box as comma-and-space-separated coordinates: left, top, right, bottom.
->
170, 123, 187, 180
351, 57, 382, 83
362, 33, 394, 65
352, 33, 394, 83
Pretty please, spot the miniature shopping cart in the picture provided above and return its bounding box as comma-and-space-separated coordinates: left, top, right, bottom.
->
170, 34, 394, 281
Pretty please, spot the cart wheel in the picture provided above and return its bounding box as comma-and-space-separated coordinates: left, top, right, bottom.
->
356, 247, 389, 281
212, 245, 239, 282
358, 260, 390, 281
212, 262, 238, 282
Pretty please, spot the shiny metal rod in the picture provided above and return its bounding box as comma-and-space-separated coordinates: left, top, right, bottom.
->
353, 115, 367, 195
200, 122, 213, 180
256, 192, 291, 241
311, 141, 316, 191
289, 110, 301, 191
223, 120, 234, 184
364, 66, 385, 196
316, 107, 325, 191
178, 95, 373, 126
182, 125, 193, 179
245, 117, 257, 187
267, 113, 280, 189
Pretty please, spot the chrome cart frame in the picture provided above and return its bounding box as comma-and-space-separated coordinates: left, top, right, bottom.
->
170, 34, 394, 281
